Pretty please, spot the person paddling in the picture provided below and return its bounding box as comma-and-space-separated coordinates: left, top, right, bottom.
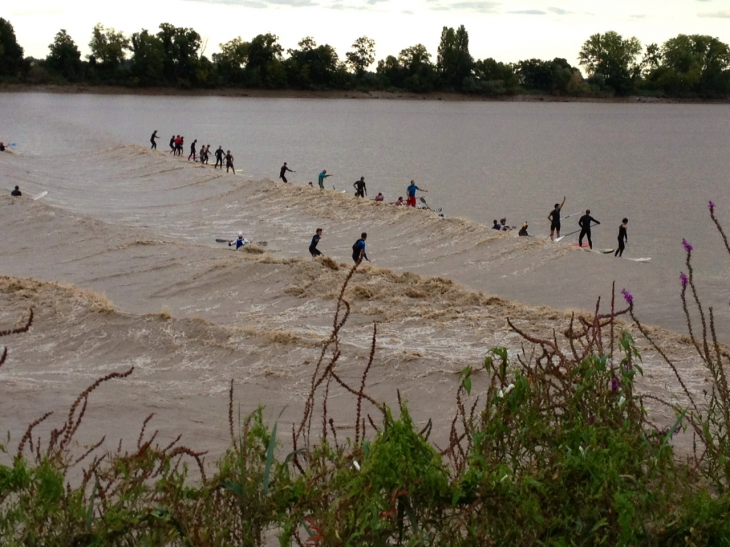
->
318, 170, 331, 189
548, 196, 566, 240
352, 232, 369, 263
615, 218, 628, 257
150, 130, 159, 149
310, 228, 323, 257
279, 162, 295, 183
228, 232, 247, 250
578, 209, 600, 249
406, 180, 426, 207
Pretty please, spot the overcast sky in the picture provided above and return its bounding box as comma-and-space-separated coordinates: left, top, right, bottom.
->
6, 0, 730, 66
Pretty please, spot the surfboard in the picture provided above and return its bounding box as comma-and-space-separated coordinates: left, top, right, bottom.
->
568, 242, 590, 248
33, 191, 48, 201
626, 257, 651, 263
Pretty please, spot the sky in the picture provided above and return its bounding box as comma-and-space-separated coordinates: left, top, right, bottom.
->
5, 0, 730, 67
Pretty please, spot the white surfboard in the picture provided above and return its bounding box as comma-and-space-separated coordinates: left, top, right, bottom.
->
33, 191, 48, 201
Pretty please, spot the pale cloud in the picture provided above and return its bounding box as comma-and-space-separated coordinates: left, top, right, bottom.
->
508, 9, 546, 15
698, 9, 730, 18
447, 1, 500, 12
186, 0, 318, 6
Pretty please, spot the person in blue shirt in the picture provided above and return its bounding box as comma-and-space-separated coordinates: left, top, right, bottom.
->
406, 180, 427, 207
310, 228, 323, 257
228, 232, 247, 250
492, 220, 502, 230
318, 170, 331, 189
352, 232, 369, 263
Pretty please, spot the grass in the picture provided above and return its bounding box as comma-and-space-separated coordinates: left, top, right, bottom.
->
1, 204, 730, 545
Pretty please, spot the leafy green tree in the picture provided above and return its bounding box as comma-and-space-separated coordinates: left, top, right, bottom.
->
130, 30, 165, 86
46, 30, 83, 82
89, 23, 129, 68
156, 23, 202, 86
517, 58, 575, 94
346, 36, 376, 76
245, 33, 284, 88
285, 37, 340, 89
398, 44, 436, 92
0, 18, 25, 78
578, 31, 642, 95
658, 34, 730, 96
376, 55, 403, 88
470, 58, 517, 95
213, 37, 249, 85
437, 25, 473, 90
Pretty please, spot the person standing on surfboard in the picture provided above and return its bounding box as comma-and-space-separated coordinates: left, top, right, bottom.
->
279, 163, 295, 183
353, 177, 367, 198
318, 170, 331, 189
169, 135, 175, 153
352, 233, 369, 263
188, 140, 197, 162
150, 130, 159, 149
548, 196, 566, 240
214, 146, 224, 169
615, 219, 628, 257
310, 228, 323, 257
406, 180, 426, 207
578, 209, 600, 249
11, 185, 21, 196
225, 150, 235, 173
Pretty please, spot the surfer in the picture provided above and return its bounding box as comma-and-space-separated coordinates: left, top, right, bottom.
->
578, 209, 600, 249
150, 130, 159, 149
228, 233, 247, 250
279, 163, 295, 183
11, 185, 21, 197
318, 170, 331, 189
308, 182, 314, 188
406, 180, 426, 207
352, 233, 369, 263
214, 146, 224, 169
225, 151, 235, 173
353, 177, 367, 198
201, 145, 210, 164
169, 135, 175, 153
500, 218, 512, 231
548, 196, 566, 240
492, 220, 502, 230
519, 222, 529, 237
374, 193, 384, 202
395, 197, 405, 206
615, 218, 628, 257
188, 140, 197, 161
310, 228, 323, 257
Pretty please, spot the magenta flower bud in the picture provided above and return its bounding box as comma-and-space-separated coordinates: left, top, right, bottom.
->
621, 289, 633, 304
611, 378, 619, 391
682, 239, 693, 252
680, 273, 688, 287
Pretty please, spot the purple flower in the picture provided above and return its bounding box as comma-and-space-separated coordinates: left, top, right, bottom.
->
682, 239, 693, 253
709, 201, 716, 213
680, 273, 688, 288
611, 378, 619, 391
621, 289, 633, 304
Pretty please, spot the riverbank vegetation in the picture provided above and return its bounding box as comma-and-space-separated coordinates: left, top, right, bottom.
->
1, 17, 730, 99
1, 204, 730, 545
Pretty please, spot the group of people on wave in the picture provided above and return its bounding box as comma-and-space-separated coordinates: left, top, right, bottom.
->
150, 130, 235, 172
548, 197, 629, 257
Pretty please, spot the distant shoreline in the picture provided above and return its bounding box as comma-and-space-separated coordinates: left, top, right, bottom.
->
2, 84, 729, 104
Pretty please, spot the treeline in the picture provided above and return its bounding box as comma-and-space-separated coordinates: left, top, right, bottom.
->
1, 17, 730, 97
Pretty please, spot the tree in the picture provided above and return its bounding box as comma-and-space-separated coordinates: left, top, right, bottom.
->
245, 33, 284, 88
517, 58, 575, 94
397, 44, 436, 92
578, 31, 641, 95
213, 37, 249, 85
46, 30, 82, 82
286, 37, 340, 89
346, 36, 376, 76
130, 30, 165, 86
89, 23, 129, 68
0, 18, 25, 78
437, 25, 473, 90
661, 34, 730, 96
156, 23, 203, 86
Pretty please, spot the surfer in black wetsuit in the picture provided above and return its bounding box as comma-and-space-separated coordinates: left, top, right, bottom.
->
214, 146, 224, 169
169, 135, 175, 153
578, 209, 600, 249
310, 228, 323, 257
352, 233, 369, 263
548, 196, 566, 240
11, 185, 21, 196
353, 177, 367, 198
615, 218, 628, 257
0, 143, 5, 152
188, 140, 197, 161
150, 130, 159, 149
225, 150, 235, 173
519, 222, 529, 236
279, 162, 295, 182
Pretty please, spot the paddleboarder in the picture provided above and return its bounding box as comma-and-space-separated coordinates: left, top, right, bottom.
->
150, 130, 159, 149
548, 196, 566, 240
578, 209, 600, 249
279, 163, 295, 183
229, 232, 246, 250
615, 218, 628, 257
310, 228, 323, 257
352, 233, 369, 263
